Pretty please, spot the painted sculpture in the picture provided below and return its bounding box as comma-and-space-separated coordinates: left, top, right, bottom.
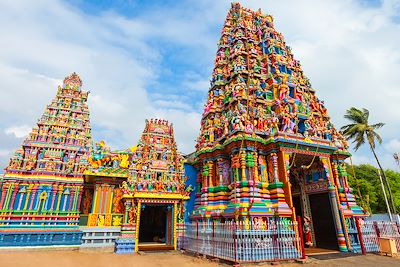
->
0, 73, 92, 246
188, 2, 365, 259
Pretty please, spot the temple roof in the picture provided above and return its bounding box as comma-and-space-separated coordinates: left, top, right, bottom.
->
4, 73, 92, 181
195, 2, 349, 154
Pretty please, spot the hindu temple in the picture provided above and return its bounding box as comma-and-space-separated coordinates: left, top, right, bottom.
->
0, 73, 91, 246
82, 119, 189, 252
0, 1, 370, 263
186, 2, 365, 259
0, 74, 191, 252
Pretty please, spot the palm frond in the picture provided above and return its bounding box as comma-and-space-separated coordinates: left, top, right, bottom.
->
362, 108, 370, 121
371, 122, 385, 129
353, 132, 366, 151
371, 131, 383, 144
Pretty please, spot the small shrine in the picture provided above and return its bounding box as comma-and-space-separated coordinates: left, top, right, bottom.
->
80, 141, 131, 228
187, 2, 366, 259
0, 73, 92, 246
82, 119, 190, 252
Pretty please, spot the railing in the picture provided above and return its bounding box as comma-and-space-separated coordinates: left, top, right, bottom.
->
360, 220, 400, 253
375, 221, 400, 252
360, 221, 379, 253
183, 219, 301, 263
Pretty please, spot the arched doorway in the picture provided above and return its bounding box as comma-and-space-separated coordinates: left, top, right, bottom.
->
289, 154, 340, 252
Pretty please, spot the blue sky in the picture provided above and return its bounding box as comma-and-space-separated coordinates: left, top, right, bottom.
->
0, 0, 400, 171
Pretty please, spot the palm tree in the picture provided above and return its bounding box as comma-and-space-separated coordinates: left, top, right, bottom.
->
341, 107, 396, 214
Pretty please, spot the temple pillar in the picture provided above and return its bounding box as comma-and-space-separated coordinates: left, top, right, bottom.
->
240, 150, 246, 182
331, 161, 341, 189
173, 202, 178, 250
258, 154, 268, 185
298, 178, 316, 246
207, 161, 214, 187
253, 152, 259, 183
135, 201, 142, 252
68, 188, 75, 211
268, 152, 292, 217
3, 183, 13, 211
76, 186, 83, 212
202, 163, 208, 188
23, 184, 33, 211
0, 183, 9, 209
217, 158, 223, 186
271, 152, 279, 183
92, 184, 100, 214
320, 157, 349, 252
9, 183, 20, 211
231, 153, 240, 182
62, 188, 69, 211
278, 151, 294, 220
17, 189, 25, 211
50, 185, 58, 211
55, 185, 64, 212
29, 185, 38, 210
123, 199, 132, 224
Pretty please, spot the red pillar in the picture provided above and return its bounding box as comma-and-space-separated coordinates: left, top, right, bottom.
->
29, 185, 38, 210
355, 217, 366, 255
76, 187, 83, 212
9, 184, 20, 211
68, 188, 75, 211
297, 216, 306, 259
0, 184, 9, 209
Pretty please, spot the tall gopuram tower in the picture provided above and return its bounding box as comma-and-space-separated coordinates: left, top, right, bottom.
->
0, 73, 92, 247
190, 2, 365, 255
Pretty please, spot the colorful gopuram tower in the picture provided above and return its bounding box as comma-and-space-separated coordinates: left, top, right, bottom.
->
0, 73, 92, 247
122, 119, 190, 252
82, 119, 190, 253
190, 2, 365, 254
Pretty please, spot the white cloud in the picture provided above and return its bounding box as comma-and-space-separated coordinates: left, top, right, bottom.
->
0, 149, 12, 158
385, 138, 400, 152
4, 125, 31, 139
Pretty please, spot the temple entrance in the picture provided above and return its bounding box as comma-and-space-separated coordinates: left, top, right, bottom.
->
138, 204, 174, 251
289, 154, 339, 252
308, 193, 338, 250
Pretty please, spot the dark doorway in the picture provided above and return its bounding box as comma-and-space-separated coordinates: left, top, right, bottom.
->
309, 193, 338, 250
292, 195, 302, 220
139, 205, 167, 243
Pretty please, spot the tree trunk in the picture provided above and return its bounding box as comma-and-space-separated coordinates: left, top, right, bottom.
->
370, 146, 397, 214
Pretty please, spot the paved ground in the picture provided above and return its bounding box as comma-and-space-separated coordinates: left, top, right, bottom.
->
0, 250, 399, 267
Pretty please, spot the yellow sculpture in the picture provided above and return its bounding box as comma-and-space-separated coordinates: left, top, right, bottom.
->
119, 154, 130, 169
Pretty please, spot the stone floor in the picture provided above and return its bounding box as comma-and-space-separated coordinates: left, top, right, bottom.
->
0, 250, 399, 267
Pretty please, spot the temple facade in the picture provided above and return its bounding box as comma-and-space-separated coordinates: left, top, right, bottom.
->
0, 74, 190, 251
0, 3, 368, 260
0, 73, 91, 246
188, 2, 365, 255
82, 119, 190, 252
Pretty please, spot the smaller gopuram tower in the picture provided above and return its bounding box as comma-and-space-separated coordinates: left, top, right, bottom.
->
113, 119, 190, 253
0, 73, 92, 247
188, 2, 365, 259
